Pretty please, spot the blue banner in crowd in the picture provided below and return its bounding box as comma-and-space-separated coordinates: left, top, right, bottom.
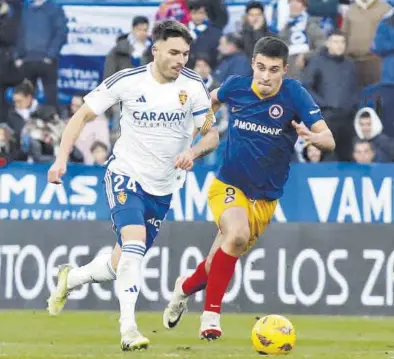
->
56, 3, 246, 103
0, 162, 393, 223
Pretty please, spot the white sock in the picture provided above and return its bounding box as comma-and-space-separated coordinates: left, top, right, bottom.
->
117, 240, 146, 336
67, 253, 116, 290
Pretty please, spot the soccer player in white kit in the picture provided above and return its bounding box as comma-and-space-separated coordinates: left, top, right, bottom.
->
46, 20, 219, 351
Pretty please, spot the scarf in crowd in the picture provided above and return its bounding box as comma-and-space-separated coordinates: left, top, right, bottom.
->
287, 11, 310, 56
266, 0, 278, 33
263, 0, 290, 34
128, 34, 152, 67
16, 99, 39, 122
320, 16, 335, 36
188, 19, 210, 40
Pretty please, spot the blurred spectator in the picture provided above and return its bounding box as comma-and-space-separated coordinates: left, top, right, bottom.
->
187, 0, 221, 69
202, 0, 229, 30
303, 30, 358, 111
353, 107, 394, 162
156, 0, 190, 25
7, 80, 39, 145
279, 0, 326, 80
302, 144, 325, 163
193, 55, 220, 91
14, 0, 68, 107
104, 16, 152, 79
21, 106, 83, 163
128, 16, 153, 66
370, 8, 394, 83
213, 33, 252, 83
360, 82, 394, 137
352, 139, 375, 164
0, 123, 19, 162
302, 30, 357, 161
90, 141, 109, 166
0, 0, 22, 122
240, 1, 272, 59
70, 95, 110, 165
342, 0, 391, 88
263, 0, 290, 34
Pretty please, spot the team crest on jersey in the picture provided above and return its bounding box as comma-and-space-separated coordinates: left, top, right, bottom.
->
117, 191, 127, 205
269, 104, 283, 119
178, 90, 188, 105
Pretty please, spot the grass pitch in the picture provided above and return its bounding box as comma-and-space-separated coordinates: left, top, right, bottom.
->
0, 311, 392, 359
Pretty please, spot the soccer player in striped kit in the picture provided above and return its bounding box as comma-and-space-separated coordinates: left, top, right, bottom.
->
47, 20, 219, 351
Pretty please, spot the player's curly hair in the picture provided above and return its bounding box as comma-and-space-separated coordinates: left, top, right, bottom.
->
253, 36, 289, 65
152, 20, 193, 45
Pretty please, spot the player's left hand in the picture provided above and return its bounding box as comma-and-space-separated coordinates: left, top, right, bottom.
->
291, 120, 315, 146
175, 149, 194, 171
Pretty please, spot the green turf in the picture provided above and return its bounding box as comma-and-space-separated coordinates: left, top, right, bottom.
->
0, 311, 392, 359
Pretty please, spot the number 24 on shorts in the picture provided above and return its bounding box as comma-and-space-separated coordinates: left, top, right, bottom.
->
225, 187, 236, 204
113, 175, 137, 193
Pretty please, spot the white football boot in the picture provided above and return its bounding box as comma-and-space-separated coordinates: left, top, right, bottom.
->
200, 311, 222, 341
121, 330, 150, 351
163, 276, 189, 329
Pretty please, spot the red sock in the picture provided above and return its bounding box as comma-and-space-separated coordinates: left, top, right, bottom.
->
204, 248, 238, 314
182, 259, 208, 295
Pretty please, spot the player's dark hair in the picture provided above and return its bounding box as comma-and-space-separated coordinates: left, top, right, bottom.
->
246, 1, 264, 14
188, 0, 207, 11
14, 79, 34, 97
253, 36, 289, 64
152, 20, 193, 45
132, 16, 149, 28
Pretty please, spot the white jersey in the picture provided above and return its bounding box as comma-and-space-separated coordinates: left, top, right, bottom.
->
84, 63, 213, 196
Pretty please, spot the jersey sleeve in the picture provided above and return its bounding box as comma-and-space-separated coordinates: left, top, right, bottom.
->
192, 82, 215, 130
292, 83, 323, 129
217, 75, 238, 103
84, 69, 130, 115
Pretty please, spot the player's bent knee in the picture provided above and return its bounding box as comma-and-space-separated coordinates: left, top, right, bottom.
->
228, 225, 250, 246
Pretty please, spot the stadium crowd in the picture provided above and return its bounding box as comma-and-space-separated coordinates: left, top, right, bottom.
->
0, 0, 394, 167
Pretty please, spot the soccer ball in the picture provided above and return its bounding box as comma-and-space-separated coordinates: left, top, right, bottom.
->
251, 314, 296, 356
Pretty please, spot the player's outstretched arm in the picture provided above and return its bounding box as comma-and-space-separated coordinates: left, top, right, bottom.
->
175, 109, 219, 171
175, 126, 219, 171
292, 120, 336, 152
192, 124, 219, 159
48, 104, 97, 184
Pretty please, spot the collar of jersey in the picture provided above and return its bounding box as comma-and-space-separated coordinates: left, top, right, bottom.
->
251, 80, 281, 100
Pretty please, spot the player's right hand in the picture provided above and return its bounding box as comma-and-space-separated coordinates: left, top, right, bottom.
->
48, 161, 67, 184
